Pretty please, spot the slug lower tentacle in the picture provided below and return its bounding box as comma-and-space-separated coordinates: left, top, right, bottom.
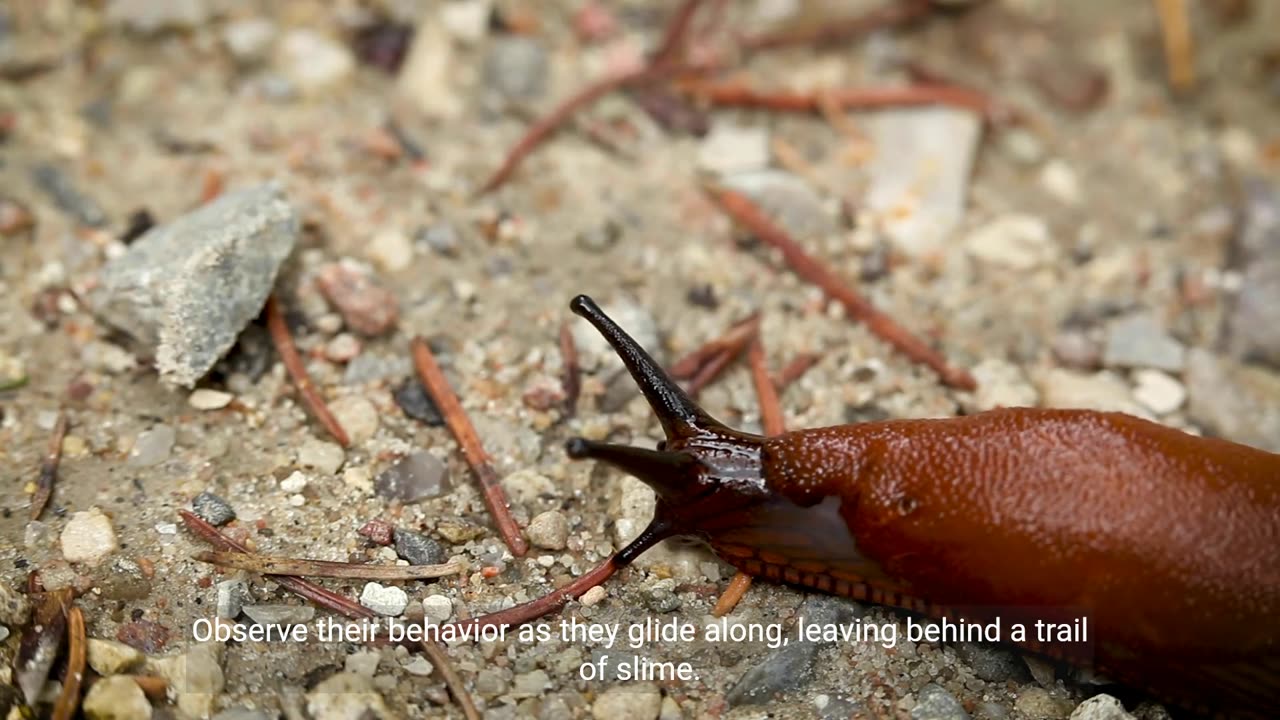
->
564, 293, 1280, 720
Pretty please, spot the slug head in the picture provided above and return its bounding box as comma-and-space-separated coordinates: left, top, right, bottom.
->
565, 295, 770, 564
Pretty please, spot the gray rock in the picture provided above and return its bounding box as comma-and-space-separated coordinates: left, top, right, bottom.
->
1070, 695, 1135, 720
728, 596, 860, 705
129, 425, 175, 466
87, 183, 298, 387
192, 491, 236, 525
82, 674, 153, 719
375, 450, 450, 502
866, 107, 982, 256
721, 170, 835, 241
1185, 348, 1280, 452
912, 684, 971, 720
416, 222, 461, 257
484, 36, 548, 100
392, 377, 444, 424
215, 579, 248, 618
0, 583, 31, 625
955, 642, 1024, 682
31, 163, 107, 226
1102, 313, 1186, 372
393, 529, 447, 565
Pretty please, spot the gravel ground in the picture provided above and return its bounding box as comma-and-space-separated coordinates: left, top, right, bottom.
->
2, 1, 1279, 719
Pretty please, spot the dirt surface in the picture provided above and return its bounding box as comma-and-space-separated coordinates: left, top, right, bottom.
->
2, 1, 1279, 719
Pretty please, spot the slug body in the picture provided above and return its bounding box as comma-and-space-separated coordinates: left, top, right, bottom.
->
565, 295, 1280, 718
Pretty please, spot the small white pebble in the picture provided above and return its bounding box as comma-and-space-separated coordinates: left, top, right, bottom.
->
1132, 369, 1187, 415
536, 555, 556, 567
360, 582, 409, 616
421, 594, 453, 623
154, 522, 178, 535
288, 494, 306, 507
280, 471, 309, 493
188, 389, 233, 410
580, 586, 606, 606
402, 656, 434, 676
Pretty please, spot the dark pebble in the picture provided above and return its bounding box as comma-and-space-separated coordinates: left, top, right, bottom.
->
394, 378, 444, 425
352, 20, 413, 73
726, 642, 819, 706
119, 208, 156, 244
357, 519, 395, 546
192, 491, 236, 526
30, 163, 107, 227
116, 619, 171, 653
955, 642, 1025, 683
393, 528, 447, 565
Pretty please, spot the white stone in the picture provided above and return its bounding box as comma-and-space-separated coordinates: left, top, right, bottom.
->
280, 471, 309, 493
397, 19, 463, 119
360, 582, 409, 616
580, 586, 606, 606
1131, 369, 1186, 415
697, 124, 770, 175
421, 594, 453, 623
82, 674, 153, 719
329, 396, 379, 444
188, 389, 233, 410
368, 228, 413, 272
275, 30, 355, 95
306, 673, 393, 720
1039, 159, 1082, 205
61, 508, 119, 565
402, 656, 434, 676
223, 18, 277, 64
87, 638, 144, 675
440, 0, 491, 43
964, 358, 1039, 412
345, 648, 381, 676
592, 683, 662, 720
966, 214, 1058, 270
297, 438, 345, 475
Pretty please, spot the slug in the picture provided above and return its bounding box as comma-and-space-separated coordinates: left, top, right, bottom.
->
560, 294, 1280, 719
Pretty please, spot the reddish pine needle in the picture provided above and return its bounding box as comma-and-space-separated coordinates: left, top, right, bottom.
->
30, 410, 68, 520
747, 337, 786, 437
707, 187, 977, 391
411, 337, 529, 556
50, 606, 85, 720
681, 80, 999, 118
669, 313, 760, 379
559, 322, 581, 418
773, 352, 821, 391
453, 557, 621, 630
651, 0, 705, 66
264, 296, 351, 448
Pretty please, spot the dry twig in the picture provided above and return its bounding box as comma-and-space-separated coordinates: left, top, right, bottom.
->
194, 551, 463, 580
30, 410, 68, 520
50, 606, 86, 720
411, 337, 529, 556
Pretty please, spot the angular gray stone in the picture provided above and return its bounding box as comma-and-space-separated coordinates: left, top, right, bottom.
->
374, 450, 449, 502
727, 596, 860, 705
484, 36, 548, 100
1102, 313, 1186, 372
87, 183, 298, 387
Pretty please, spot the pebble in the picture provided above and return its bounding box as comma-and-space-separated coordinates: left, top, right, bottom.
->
397, 18, 463, 119
963, 358, 1039, 412
30, 163, 107, 226
107, 0, 208, 33
911, 684, 970, 720
721, 169, 835, 242
368, 228, 414, 272
1052, 329, 1102, 370
643, 581, 682, 613
82, 674, 153, 720
402, 656, 434, 676
697, 124, 770, 175
222, 18, 276, 64
86, 183, 298, 387
580, 586, 607, 606
360, 582, 409, 616
440, 0, 490, 43
1039, 159, 1082, 205
1015, 688, 1075, 719
345, 649, 382, 676
274, 30, 355, 94
315, 261, 399, 336
965, 215, 1059, 270
374, 450, 449, 502
1131, 369, 1186, 415
393, 529, 447, 565
325, 333, 362, 363
1185, 348, 1280, 452
87, 638, 145, 675
306, 672, 393, 720
526, 510, 569, 550
416, 222, 461, 256
393, 377, 444, 425
216, 579, 248, 618
82, 341, 137, 374
1070, 695, 1135, 720
189, 389, 233, 410
867, 107, 981, 256
474, 669, 508, 697
592, 683, 662, 720
61, 508, 119, 565
297, 438, 345, 475
329, 396, 379, 444
280, 471, 308, 493
129, 425, 175, 466
436, 518, 485, 543
1037, 368, 1148, 417
243, 604, 315, 626
1103, 313, 1186, 372
511, 668, 551, 698
421, 594, 453, 623
192, 491, 236, 526
484, 36, 549, 100
357, 519, 395, 546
